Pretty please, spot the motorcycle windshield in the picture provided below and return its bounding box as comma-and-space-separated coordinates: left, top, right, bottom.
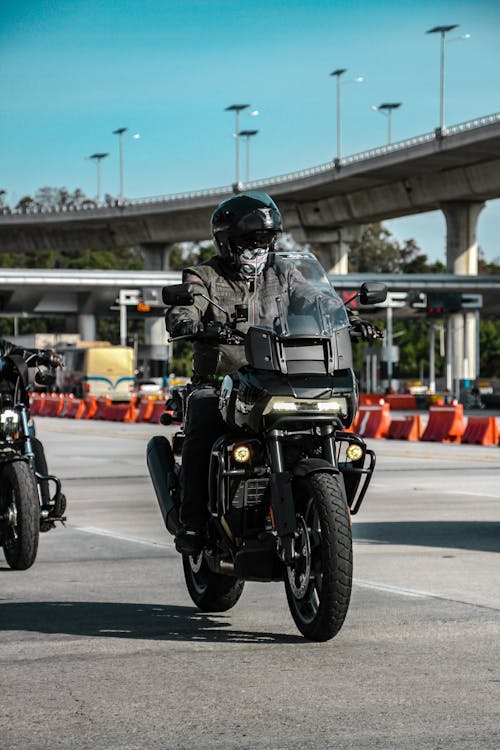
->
248, 251, 349, 337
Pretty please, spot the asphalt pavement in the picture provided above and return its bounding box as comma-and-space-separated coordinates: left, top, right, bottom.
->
0, 419, 498, 750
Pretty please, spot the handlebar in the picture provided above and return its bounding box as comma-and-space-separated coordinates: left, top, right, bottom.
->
170, 322, 246, 345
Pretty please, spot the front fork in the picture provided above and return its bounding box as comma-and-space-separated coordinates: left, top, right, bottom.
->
267, 426, 338, 566
267, 430, 297, 566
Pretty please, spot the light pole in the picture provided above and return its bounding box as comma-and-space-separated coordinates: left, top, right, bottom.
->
426, 24, 459, 134
370, 102, 402, 144
112, 127, 128, 203
330, 69, 364, 162
225, 104, 249, 188
238, 129, 258, 183
87, 152, 109, 203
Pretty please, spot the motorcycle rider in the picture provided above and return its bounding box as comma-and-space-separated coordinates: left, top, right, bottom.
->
165, 190, 381, 554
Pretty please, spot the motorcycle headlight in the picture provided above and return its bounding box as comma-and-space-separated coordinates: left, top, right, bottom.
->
0, 408, 19, 438
263, 397, 348, 417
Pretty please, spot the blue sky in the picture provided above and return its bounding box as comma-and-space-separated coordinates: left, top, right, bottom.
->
1, 0, 500, 262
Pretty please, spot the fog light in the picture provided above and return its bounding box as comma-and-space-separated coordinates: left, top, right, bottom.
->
346, 444, 364, 461
233, 445, 251, 463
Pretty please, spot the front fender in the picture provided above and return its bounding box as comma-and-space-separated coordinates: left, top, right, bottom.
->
292, 458, 340, 477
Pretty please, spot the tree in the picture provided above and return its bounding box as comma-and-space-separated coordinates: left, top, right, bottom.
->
349, 223, 445, 274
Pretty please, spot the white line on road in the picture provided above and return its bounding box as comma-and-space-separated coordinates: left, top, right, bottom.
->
74, 525, 175, 550
354, 579, 432, 598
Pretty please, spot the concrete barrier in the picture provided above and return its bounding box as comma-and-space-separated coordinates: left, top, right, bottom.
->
386, 414, 423, 441
461, 416, 499, 446
356, 403, 391, 439
135, 396, 154, 423
385, 394, 418, 410
420, 403, 465, 443
29, 393, 44, 416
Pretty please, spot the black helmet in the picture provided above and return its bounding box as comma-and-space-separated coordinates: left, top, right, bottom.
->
211, 191, 283, 277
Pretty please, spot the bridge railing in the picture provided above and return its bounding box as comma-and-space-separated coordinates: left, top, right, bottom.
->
3, 112, 499, 217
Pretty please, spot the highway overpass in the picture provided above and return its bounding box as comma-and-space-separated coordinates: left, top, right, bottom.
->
1, 112, 500, 278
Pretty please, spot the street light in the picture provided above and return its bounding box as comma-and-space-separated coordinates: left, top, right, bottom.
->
86, 152, 109, 203
330, 69, 364, 162
370, 102, 402, 144
112, 127, 128, 203
238, 129, 259, 183
225, 103, 249, 188
426, 24, 463, 134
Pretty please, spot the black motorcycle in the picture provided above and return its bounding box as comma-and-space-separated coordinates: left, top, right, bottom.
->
148, 252, 386, 641
0, 349, 66, 570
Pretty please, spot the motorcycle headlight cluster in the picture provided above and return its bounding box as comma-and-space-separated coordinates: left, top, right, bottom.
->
263, 396, 348, 417
0, 408, 19, 438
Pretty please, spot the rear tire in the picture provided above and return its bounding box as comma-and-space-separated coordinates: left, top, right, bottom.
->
285, 471, 352, 641
182, 552, 244, 612
1, 461, 40, 570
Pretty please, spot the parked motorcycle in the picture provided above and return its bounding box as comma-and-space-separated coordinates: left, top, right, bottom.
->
148, 252, 386, 641
0, 349, 66, 570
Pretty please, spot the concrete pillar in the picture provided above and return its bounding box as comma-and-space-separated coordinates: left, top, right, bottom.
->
140, 243, 174, 271
77, 313, 96, 341
442, 201, 484, 275
441, 201, 484, 385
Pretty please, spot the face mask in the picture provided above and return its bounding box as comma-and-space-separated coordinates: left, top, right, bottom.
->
237, 247, 269, 279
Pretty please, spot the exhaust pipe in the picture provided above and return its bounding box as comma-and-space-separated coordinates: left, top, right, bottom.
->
146, 436, 179, 535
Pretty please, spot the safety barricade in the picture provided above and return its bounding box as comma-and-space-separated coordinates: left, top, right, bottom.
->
63, 396, 87, 419
386, 415, 423, 441
103, 397, 138, 422
420, 403, 465, 443
385, 394, 418, 410
59, 394, 75, 418
135, 396, 155, 423
29, 392, 44, 416
359, 394, 386, 406
461, 416, 499, 446
83, 396, 97, 420
37, 393, 64, 418
355, 403, 391, 439
149, 399, 168, 424
92, 396, 113, 421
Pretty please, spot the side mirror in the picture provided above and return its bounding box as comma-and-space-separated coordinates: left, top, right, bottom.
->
359, 282, 387, 306
162, 283, 195, 306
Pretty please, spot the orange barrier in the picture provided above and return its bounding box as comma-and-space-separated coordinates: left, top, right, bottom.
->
29, 393, 44, 416
461, 416, 499, 446
149, 400, 168, 424
359, 394, 386, 406
136, 396, 155, 423
59, 394, 75, 418
83, 396, 97, 420
62, 395, 86, 419
385, 394, 418, 410
420, 403, 465, 443
105, 398, 135, 422
94, 396, 114, 420
386, 415, 423, 441
355, 403, 391, 439
37, 393, 64, 418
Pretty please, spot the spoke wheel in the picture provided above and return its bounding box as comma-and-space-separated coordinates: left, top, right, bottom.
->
1, 461, 40, 570
285, 471, 352, 642
182, 551, 245, 612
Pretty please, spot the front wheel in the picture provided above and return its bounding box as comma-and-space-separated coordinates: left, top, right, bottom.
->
1, 461, 40, 570
285, 471, 352, 641
182, 552, 244, 612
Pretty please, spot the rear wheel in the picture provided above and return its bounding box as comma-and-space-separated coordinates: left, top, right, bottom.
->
285, 471, 352, 641
1, 461, 40, 570
182, 552, 244, 612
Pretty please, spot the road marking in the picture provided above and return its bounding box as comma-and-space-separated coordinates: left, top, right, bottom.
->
354, 579, 431, 598
442, 490, 500, 499
73, 525, 175, 550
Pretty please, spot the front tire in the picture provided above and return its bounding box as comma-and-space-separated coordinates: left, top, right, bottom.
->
285, 471, 352, 641
182, 552, 244, 612
1, 461, 40, 570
